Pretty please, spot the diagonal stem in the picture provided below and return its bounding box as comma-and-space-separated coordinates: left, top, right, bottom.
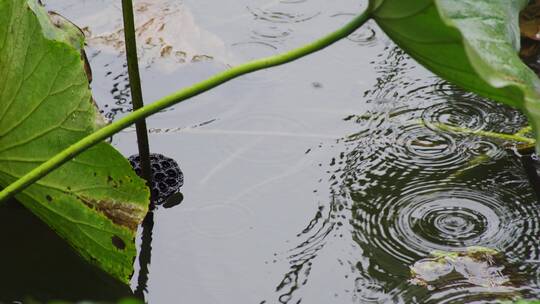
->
0, 8, 372, 203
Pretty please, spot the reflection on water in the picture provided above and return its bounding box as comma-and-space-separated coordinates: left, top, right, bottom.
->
83, 0, 232, 69
0, 200, 134, 302
278, 46, 540, 303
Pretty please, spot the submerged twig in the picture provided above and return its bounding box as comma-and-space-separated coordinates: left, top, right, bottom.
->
428, 122, 535, 144
515, 125, 533, 137
426, 121, 535, 178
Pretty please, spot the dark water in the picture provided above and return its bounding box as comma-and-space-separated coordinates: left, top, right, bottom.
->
3, 0, 540, 303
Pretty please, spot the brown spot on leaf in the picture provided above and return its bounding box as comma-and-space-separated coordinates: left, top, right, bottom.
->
112, 235, 126, 250
82, 50, 93, 83
46, 195, 53, 202
80, 196, 147, 231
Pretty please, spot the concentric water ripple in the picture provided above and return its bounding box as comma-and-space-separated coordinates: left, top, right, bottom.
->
346, 172, 540, 303
422, 98, 526, 135
467, 140, 505, 158
391, 282, 523, 304
331, 13, 377, 46
343, 102, 508, 176
251, 26, 293, 43
331, 74, 534, 303
248, 7, 321, 24
422, 102, 487, 132
347, 25, 377, 46
353, 278, 390, 303
388, 123, 468, 173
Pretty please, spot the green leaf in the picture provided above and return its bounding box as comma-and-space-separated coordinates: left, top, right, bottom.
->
0, 0, 149, 282
371, 0, 540, 150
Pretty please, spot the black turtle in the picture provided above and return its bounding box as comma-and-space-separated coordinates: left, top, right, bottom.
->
128, 153, 184, 205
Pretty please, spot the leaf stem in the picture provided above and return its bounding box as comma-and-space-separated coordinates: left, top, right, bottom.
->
0, 7, 372, 203
429, 122, 535, 144
515, 125, 532, 137
121, 0, 153, 189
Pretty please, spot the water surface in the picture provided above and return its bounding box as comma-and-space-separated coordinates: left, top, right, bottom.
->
2, 0, 540, 303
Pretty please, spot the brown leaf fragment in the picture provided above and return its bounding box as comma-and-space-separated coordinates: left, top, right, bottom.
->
80, 196, 147, 231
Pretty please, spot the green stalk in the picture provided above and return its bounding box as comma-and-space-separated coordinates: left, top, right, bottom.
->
430, 122, 535, 144
121, 0, 153, 189
515, 125, 532, 137
0, 8, 372, 203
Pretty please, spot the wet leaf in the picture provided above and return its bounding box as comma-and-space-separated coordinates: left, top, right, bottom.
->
0, 0, 149, 282
410, 247, 513, 290
371, 0, 540, 151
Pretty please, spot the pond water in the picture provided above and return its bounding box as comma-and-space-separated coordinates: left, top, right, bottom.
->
2, 0, 540, 303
